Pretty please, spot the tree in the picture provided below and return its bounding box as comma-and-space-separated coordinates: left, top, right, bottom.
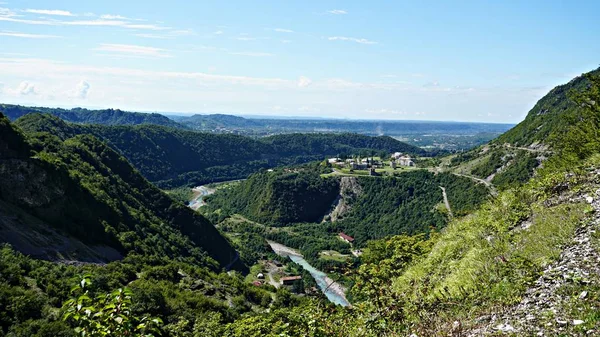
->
62, 275, 163, 337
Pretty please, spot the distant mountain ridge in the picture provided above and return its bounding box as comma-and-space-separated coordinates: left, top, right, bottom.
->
1, 104, 184, 129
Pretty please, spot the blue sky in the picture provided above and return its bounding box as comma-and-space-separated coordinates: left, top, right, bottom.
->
0, 0, 599, 122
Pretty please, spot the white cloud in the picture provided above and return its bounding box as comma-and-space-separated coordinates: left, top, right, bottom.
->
0, 7, 17, 17
100, 14, 127, 20
281, 39, 292, 44
69, 80, 90, 99
328, 36, 377, 45
236, 36, 256, 41
24, 9, 74, 16
274, 28, 293, 33
7, 81, 37, 95
297, 76, 312, 87
0, 31, 60, 38
423, 81, 440, 87
328, 9, 347, 15
134, 33, 170, 39
0, 16, 170, 30
95, 43, 171, 58
229, 52, 273, 57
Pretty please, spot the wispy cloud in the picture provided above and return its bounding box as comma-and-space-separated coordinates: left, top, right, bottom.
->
95, 43, 171, 58
100, 14, 127, 20
328, 36, 377, 45
134, 33, 170, 39
0, 14, 170, 30
274, 28, 293, 33
0, 7, 17, 17
328, 9, 347, 15
24, 9, 74, 16
297, 76, 312, 87
229, 51, 273, 57
0, 30, 60, 38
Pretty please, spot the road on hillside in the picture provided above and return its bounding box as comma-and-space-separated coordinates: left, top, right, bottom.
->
439, 186, 454, 218
452, 173, 498, 196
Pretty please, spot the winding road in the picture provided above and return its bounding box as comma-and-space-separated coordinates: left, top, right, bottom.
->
439, 186, 453, 218
452, 172, 498, 196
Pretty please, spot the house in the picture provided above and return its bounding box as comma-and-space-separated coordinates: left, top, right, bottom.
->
351, 162, 368, 170
398, 155, 415, 167
392, 152, 404, 160
368, 168, 378, 176
280, 276, 302, 285
328, 158, 342, 164
339, 232, 354, 243
391, 161, 397, 169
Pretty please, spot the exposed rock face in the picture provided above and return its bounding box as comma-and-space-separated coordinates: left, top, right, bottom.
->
328, 177, 362, 222
467, 191, 600, 336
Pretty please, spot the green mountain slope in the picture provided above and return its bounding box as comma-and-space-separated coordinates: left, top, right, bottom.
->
0, 113, 244, 271
495, 67, 600, 148
1, 104, 183, 129
14, 113, 425, 187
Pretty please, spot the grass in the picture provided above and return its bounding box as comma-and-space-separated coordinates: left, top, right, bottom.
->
319, 250, 351, 262
388, 159, 592, 333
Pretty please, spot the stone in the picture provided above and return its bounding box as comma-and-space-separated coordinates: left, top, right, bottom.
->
494, 323, 515, 332
573, 320, 584, 325
579, 291, 588, 299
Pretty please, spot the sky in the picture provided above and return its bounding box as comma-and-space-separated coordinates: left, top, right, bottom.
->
0, 1, 599, 123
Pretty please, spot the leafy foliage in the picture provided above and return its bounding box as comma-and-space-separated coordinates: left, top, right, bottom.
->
0, 112, 244, 270
62, 276, 163, 337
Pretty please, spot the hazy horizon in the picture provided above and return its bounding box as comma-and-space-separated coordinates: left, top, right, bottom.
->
1, 1, 598, 123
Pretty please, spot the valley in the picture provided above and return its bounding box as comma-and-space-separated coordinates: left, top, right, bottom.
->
0, 67, 599, 336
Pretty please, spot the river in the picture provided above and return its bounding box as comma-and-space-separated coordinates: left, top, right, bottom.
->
268, 241, 350, 307
188, 186, 215, 210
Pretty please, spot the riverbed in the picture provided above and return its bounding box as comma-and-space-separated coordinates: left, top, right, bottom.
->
188, 186, 215, 210
267, 240, 350, 307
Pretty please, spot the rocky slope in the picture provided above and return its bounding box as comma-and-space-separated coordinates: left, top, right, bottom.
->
465, 178, 600, 336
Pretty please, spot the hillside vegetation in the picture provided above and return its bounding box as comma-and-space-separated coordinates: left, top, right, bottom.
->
14, 113, 424, 187
0, 113, 243, 271
495, 68, 600, 148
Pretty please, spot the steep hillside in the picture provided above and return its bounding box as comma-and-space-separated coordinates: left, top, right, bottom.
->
206, 168, 340, 225
1, 104, 183, 129
496, 67, 600, 148
14, 113, 425, 188
447, 68, 600, 191
0, 113, 244, 271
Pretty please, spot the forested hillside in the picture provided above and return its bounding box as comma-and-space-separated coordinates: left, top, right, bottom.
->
204, 166, 490, 254
14, 113, 424, 187
206, 168, 340, 225
495, 67, 600, 148
1, 104, 183, 128
0, 112, 243, 271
